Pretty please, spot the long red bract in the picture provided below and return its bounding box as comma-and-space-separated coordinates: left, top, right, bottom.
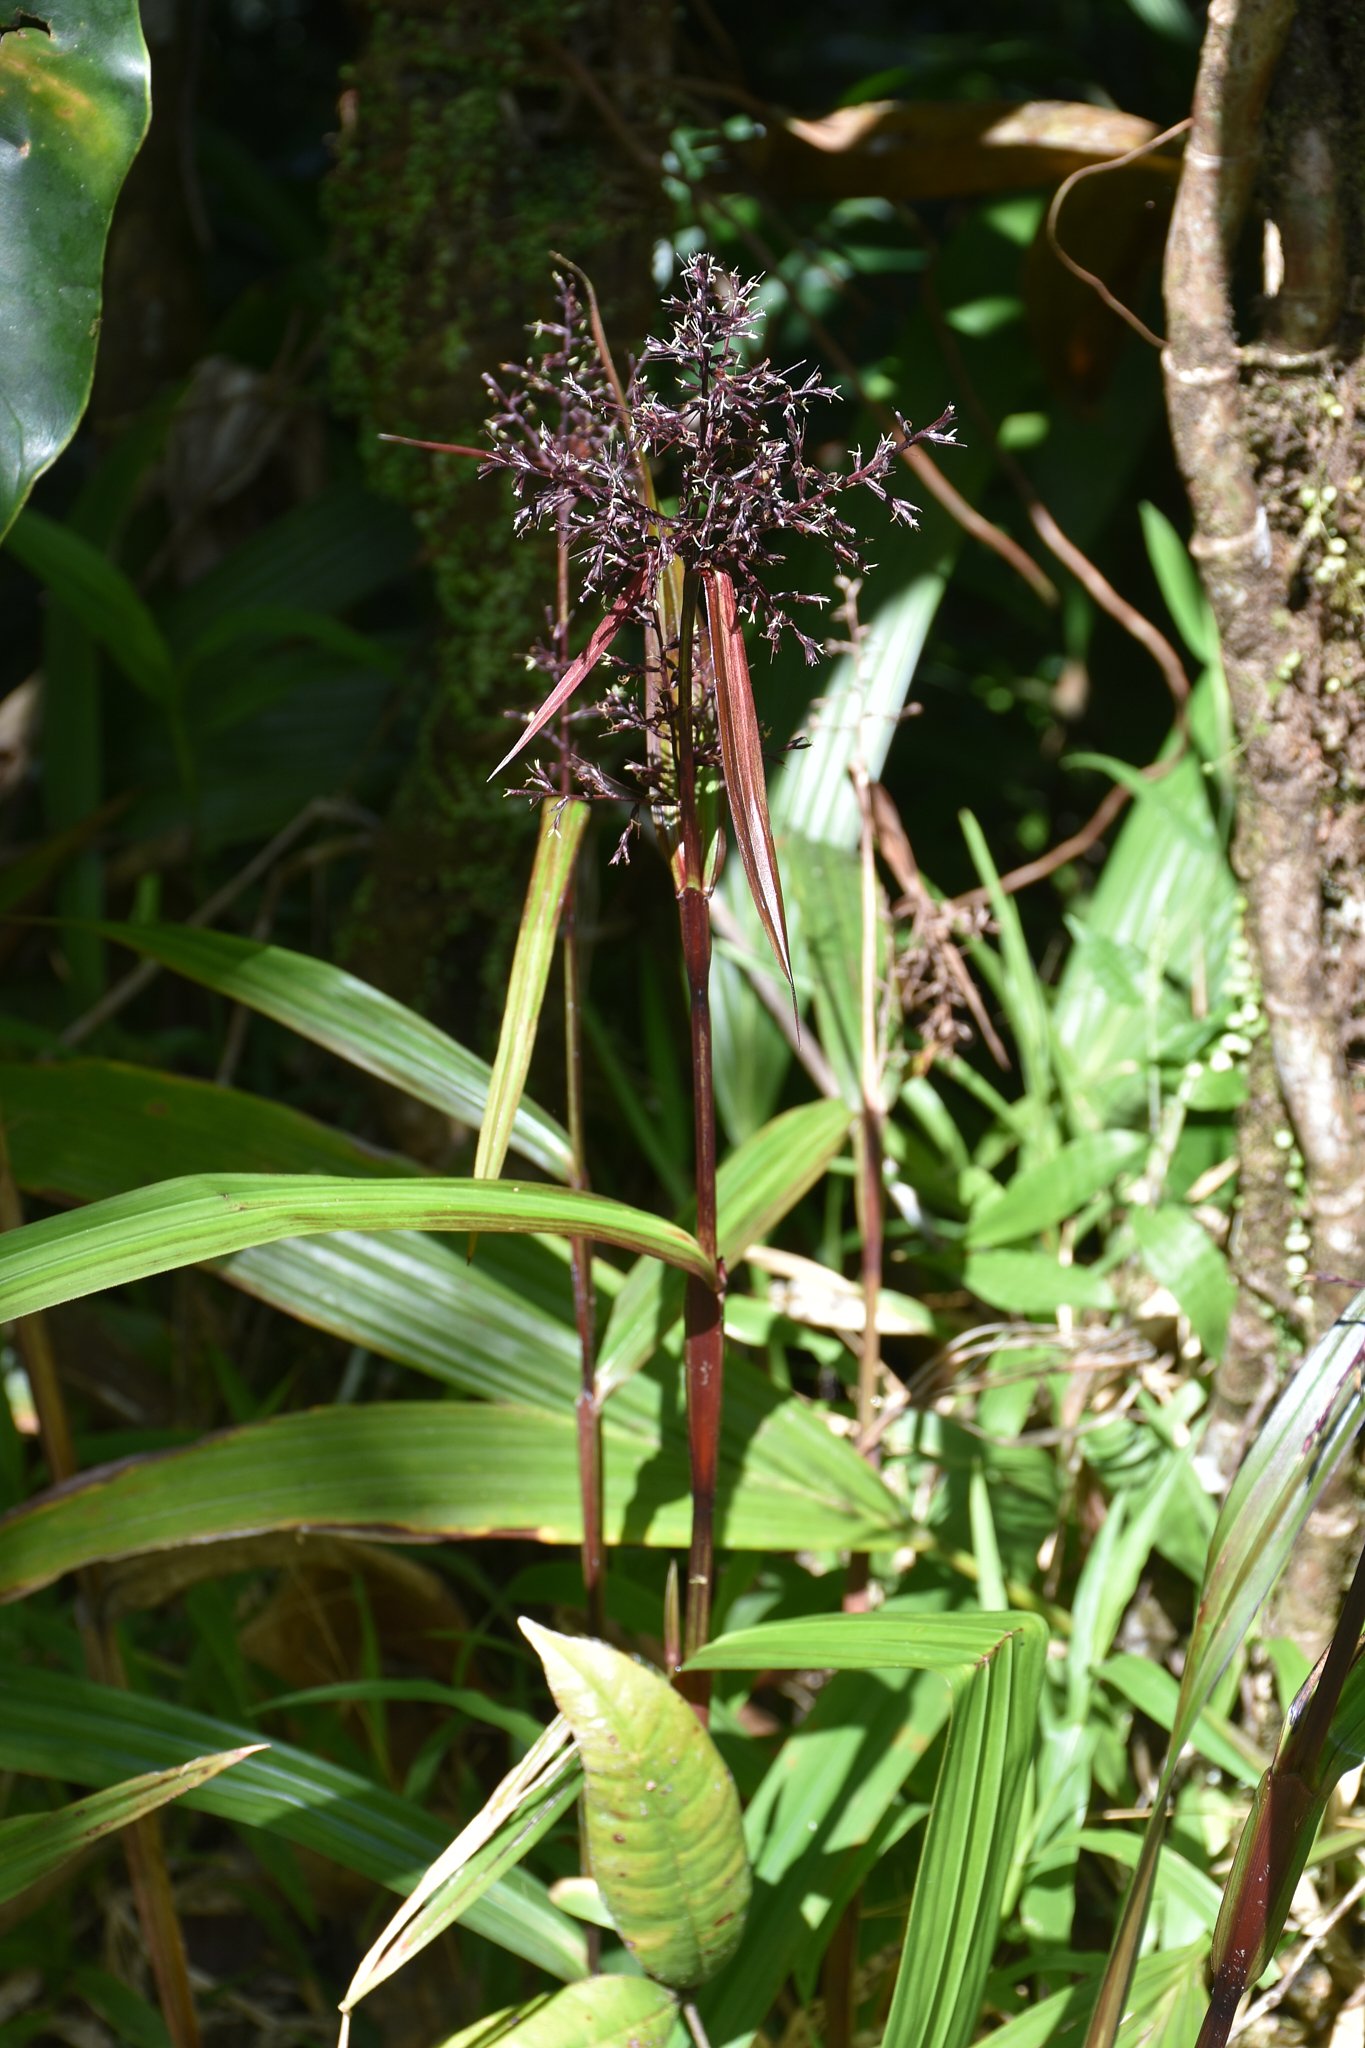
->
704, 569, 793, 989
490, 570, 648, 781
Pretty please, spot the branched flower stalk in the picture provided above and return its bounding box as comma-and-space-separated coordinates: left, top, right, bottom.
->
403, 254, 953, 1679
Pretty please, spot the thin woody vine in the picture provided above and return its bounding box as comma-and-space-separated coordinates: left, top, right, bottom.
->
389, 252, 957, 1686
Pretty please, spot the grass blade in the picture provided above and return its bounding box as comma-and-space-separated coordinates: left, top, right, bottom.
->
0, 1173, 712, 1322
0, 1747, 261, 1905
476, 801, 589, 1182
87, 923, 574, 1180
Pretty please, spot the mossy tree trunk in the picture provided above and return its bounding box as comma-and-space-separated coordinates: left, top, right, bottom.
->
1164, 0, 1365, 1648
327, 0, 671, 1061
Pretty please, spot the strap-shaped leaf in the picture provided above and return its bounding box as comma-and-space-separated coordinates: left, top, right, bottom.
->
343, 1718, 583, 2015
0, 1391, 907, 1600
2, 1057, 419, 1199
0, 0, 149, 539
5, 512, 174, 699
0, 1746, 260, 1904
597, 1099, 852, 1396
86, 923, 573, 1181
436, 1979, 678, 2048
686, 1610, 1046, 2048
1082, 1287, 1365, 2048
524, 1623, 751, 1989
705, 569, 792, 985
0, 1173, 712, 1322
0, 1666, 586, 1980
475, 801, 588, 1182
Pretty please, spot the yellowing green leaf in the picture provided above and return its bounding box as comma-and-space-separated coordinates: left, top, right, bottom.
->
523, 1622, 751, 1989
434, 1978, 678, 2048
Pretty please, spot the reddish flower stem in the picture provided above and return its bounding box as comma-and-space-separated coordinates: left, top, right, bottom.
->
674, 571, 724, 1695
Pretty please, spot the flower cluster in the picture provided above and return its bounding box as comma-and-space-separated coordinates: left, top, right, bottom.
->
480, 252, 957, 664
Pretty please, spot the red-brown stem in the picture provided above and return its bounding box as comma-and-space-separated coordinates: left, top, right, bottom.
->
556, 517, 604, 1639
674, 571, 724, 1697
847, 770, 883, 1613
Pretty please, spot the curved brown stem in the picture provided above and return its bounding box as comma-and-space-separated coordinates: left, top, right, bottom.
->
1044, 118, 1191, 350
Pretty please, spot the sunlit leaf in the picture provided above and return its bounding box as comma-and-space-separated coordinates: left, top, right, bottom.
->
964, 1250, 1115, 1314
0, 0, 149, 539
524, 1622, 751, 1988
0, 1666, 587, 1979
0, 1389, 907, 1599
86, 922, 574, 1180
342, 1717, 582, 2014
0, 1172, 711, 1322
964, 1132, 1145, 1248
476, 801, 588, 1182
688, 1610, 1046, 2048
433, 1979, 678, 2048
0, 1746, 260, 1905
1129, 1205, 1234, 1360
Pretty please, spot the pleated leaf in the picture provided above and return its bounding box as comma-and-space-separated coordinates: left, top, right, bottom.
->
524, 1623, 751, 1989
0, 1666, 586, 1980
86, 922, 573, 1180
687, 1610, 1046, 2048
0, 1389, 907, 1599
0, 1746, 260, 1905
0, 1173, 712, 1322
705, 569, 792, 983
475, 800, 588, 1183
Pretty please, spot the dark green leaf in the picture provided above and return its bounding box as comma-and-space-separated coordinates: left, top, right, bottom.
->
5, 512, 174, 699
87, 923, 573, 1180
0, 0, 149, 538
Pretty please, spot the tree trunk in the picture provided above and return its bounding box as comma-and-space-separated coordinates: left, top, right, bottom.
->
328, 0, 671, 1054
1163, 0, 1365, 1647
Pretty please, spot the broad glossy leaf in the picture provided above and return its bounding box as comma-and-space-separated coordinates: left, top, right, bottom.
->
0, 1389, 906, 1598
689, 1610, 1046, 2048
5, 512, 174, 700
476, 801, 588, 1182
2, 1057, 418, 1200
964, 1249, 1115, 1314
0, 0, 149, 539
343, 1717, 582, 2013
0, 1666, 586, 1979
964, 1132, 1145, 1248
0, 1746, 259, 1904
597, 1099, 851, 1396
1129, 1205, 1234, 1360
88, 923, 573, 1181
524, 1622, 751, 1988
705, 570, 791, 984
435, 1979, 678, 2048
0, 1173, 711, 1322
